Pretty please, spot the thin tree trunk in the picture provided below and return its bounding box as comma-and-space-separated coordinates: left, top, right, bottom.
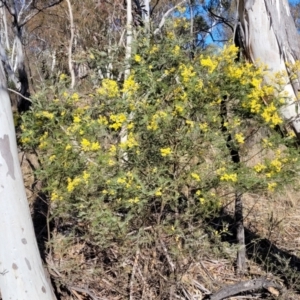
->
120, 0, 133, 161
221, 99, 246, 274
235, 192, 246, 274
0, 6, 10, 50
0, 59, 56, 299
15, 33, 31, 111
144, 0, 150, 32
66, 0, 75, 89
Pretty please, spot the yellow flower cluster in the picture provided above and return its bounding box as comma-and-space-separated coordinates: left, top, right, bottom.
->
71, 93, 79, 102
97, 79, 120, 98
200, 56, 218, 74
177, 6, 186, 13
98, 115, 108, 125
227, 65, 244, 79
172, 45, 181, 56
235, 133, 245, 144
120, 132, 139, 149
80, 138, 101, 151
155, 188, 162, 196
51, 191, 63, 201
147, 110, 168, 131
191, 173, 201, 182
73, 115, 81, 123
149, 45, 159, 54
109, 113, 127, 130
253, 163, 266, 173
180, 64, 196, 83
267, 182, 277, 192
186, 120, 194, 128
160, 147, 172, 157
49, 155, 56, 162
253, 150, 287, 178
220, 173, 238, 182
134, 54, 142, 63
261, 103, 283, 127
128, 197, 139, 204
67, 170, 90, 193
38, 131, 49, 149
36, 111, 54, 120
116, 171, 135, 189
270, 158, 282, 173
166, 31, 175, 39
174, 104, 184, 115
199, 122, 208, 132
82, 171, 90, 183
109, 145, 117, 156
122, 74, 139, 96
221, 44, 239, 63
67, 177, 81, 192
173, 17, 189, 29
59, 73, 67, 81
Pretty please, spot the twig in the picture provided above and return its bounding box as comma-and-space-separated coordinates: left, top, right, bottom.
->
199, 261, 220, 285
160, 238, 175, 272
70, 288, 84, 300
181, 286, 192, 300
129, 249, 140, 300
192, 279, 211, 294
67, 285, 101, 300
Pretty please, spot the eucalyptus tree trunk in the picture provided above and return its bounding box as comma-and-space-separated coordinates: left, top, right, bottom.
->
237, 0, 300, 137
66, 0, 75, 89
0, 61, 56, 299
233, 0, 300, 275
0, 5, 9, 50
143, 0, 150, 32
120, 0, 133, 160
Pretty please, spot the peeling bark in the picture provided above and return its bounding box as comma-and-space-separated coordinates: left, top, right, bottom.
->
237, 0, 300, 137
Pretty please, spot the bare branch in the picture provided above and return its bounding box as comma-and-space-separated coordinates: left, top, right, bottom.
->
154, 0, 187, 35
7, 87, 31, 102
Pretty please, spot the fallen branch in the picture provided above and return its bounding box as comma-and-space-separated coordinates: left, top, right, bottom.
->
209, 277, 283, 300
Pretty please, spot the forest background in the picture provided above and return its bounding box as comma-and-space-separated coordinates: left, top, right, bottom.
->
3, 0, 300, 299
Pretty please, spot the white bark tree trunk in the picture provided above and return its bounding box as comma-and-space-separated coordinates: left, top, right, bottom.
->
143, 0, 150, 32
237, 0, 300, 137
0, 60, 56, 299
0, 6, 10, 50
120, 0, 133, 157
66, 0, 75, 89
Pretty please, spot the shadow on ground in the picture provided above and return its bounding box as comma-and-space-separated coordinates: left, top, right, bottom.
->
210, 210, 300, 292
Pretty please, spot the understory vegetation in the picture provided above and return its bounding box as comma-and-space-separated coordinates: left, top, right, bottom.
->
13, 3, 300, 299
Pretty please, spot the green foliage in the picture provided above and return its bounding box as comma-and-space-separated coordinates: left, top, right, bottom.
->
20, 25, 300, 254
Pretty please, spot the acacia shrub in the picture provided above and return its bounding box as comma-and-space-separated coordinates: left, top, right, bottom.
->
20, 28, 300, 259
